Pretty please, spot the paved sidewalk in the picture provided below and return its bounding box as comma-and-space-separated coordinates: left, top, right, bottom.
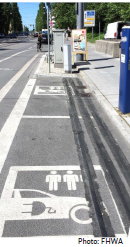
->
35, 40, 130, 145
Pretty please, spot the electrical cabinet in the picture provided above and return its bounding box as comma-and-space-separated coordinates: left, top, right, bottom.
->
53, 29, 64, 68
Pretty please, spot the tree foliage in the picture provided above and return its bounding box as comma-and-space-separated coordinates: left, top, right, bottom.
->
51, 3, 130, 33
51, 3, 76, 29
35, 3, 47, 32
24, 26, 29, 33
0, 2, 22, 34
10, 3, 23, 32
0, 3, 11, 34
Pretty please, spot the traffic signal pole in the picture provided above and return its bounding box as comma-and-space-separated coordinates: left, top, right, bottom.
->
76, 3, 84, 61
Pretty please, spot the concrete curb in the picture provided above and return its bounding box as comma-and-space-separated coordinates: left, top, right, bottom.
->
34, 54, 77, 78
79, 70, 130, 145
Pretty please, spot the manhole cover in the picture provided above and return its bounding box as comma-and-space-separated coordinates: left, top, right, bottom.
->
79, 93, 92, 97
77, 86, 87, 89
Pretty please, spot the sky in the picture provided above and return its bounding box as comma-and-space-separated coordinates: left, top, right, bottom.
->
17, 2, 40, 31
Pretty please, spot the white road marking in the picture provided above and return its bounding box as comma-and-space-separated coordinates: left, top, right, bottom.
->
0, 68, 13, 71
34, 85, 66, 95
1, 166, 81, 199
0, 165, 92, 237
0, 54, 38, 103
22, 115, 82, 119
0, 50, 29, 63
93, 165, 127, 237
34, 85, 75, 96
70, 205, 92, 224
0, 79, 36, 173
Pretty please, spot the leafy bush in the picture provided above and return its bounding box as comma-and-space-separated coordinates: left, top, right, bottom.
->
87, 32, 104, 43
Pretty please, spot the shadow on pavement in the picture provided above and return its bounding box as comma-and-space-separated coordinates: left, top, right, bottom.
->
74, 61, 91, 66
88, 58, 117, 62
0, 48, 12, 51
94, 65, 115, 69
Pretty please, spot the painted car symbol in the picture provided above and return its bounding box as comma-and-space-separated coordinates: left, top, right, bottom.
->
0, 189, 92, 225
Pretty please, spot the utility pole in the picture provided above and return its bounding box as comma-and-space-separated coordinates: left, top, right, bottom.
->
76, 3, 84, 61
47, 3, 50, 73
99, 19, 100, 40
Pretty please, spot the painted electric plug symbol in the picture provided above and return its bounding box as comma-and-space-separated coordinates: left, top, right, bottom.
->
22, 201, 56, 216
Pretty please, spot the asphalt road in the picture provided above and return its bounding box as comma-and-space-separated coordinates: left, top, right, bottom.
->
0, 37, 130, 239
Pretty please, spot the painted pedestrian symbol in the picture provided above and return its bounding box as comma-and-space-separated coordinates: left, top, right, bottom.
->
0, 166, 93, 237
46, 170, 80, 191
46, 171, 61, 191
63, 171, 79, 190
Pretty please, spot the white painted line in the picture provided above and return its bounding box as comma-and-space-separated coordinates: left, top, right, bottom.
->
1, 166, 91, 228
93, 165, 127, 236
0, 54, 38, 103
0, 165, 83, 236
35, 93, 66, 95
1, 168, 18, 199
8, 166, 81, 172
1, 166, 81, 199
22, 115, 82, 119
0, 50, 29, 63
0, 79, 36, 173
23, 115, 70, 118
0, 68, 13, 71
33, 85, 75, 96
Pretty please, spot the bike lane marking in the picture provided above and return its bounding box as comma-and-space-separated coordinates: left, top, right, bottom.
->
0, 78, 36, 173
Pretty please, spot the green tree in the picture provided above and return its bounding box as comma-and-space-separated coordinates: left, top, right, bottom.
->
24, 26, 29, 33
2, 3, 11, 35
0, 3, 4, 33
85, 3, 108, 33
10, 3, 23, 33
51, 3, 76, 29
85, 2, 130, 33
36, 3, 47, 32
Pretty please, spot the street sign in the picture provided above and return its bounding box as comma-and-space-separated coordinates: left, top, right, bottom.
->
72, 29, 88, 60
50, 21, 53, 27
84, 10, 95, 27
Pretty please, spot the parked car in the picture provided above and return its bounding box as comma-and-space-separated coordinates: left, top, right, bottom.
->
0, 33, 5, 38
42, 31, 53, 44
34, 32, 38, 37
9, 33, 17, 39
104, 21, 130, 39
